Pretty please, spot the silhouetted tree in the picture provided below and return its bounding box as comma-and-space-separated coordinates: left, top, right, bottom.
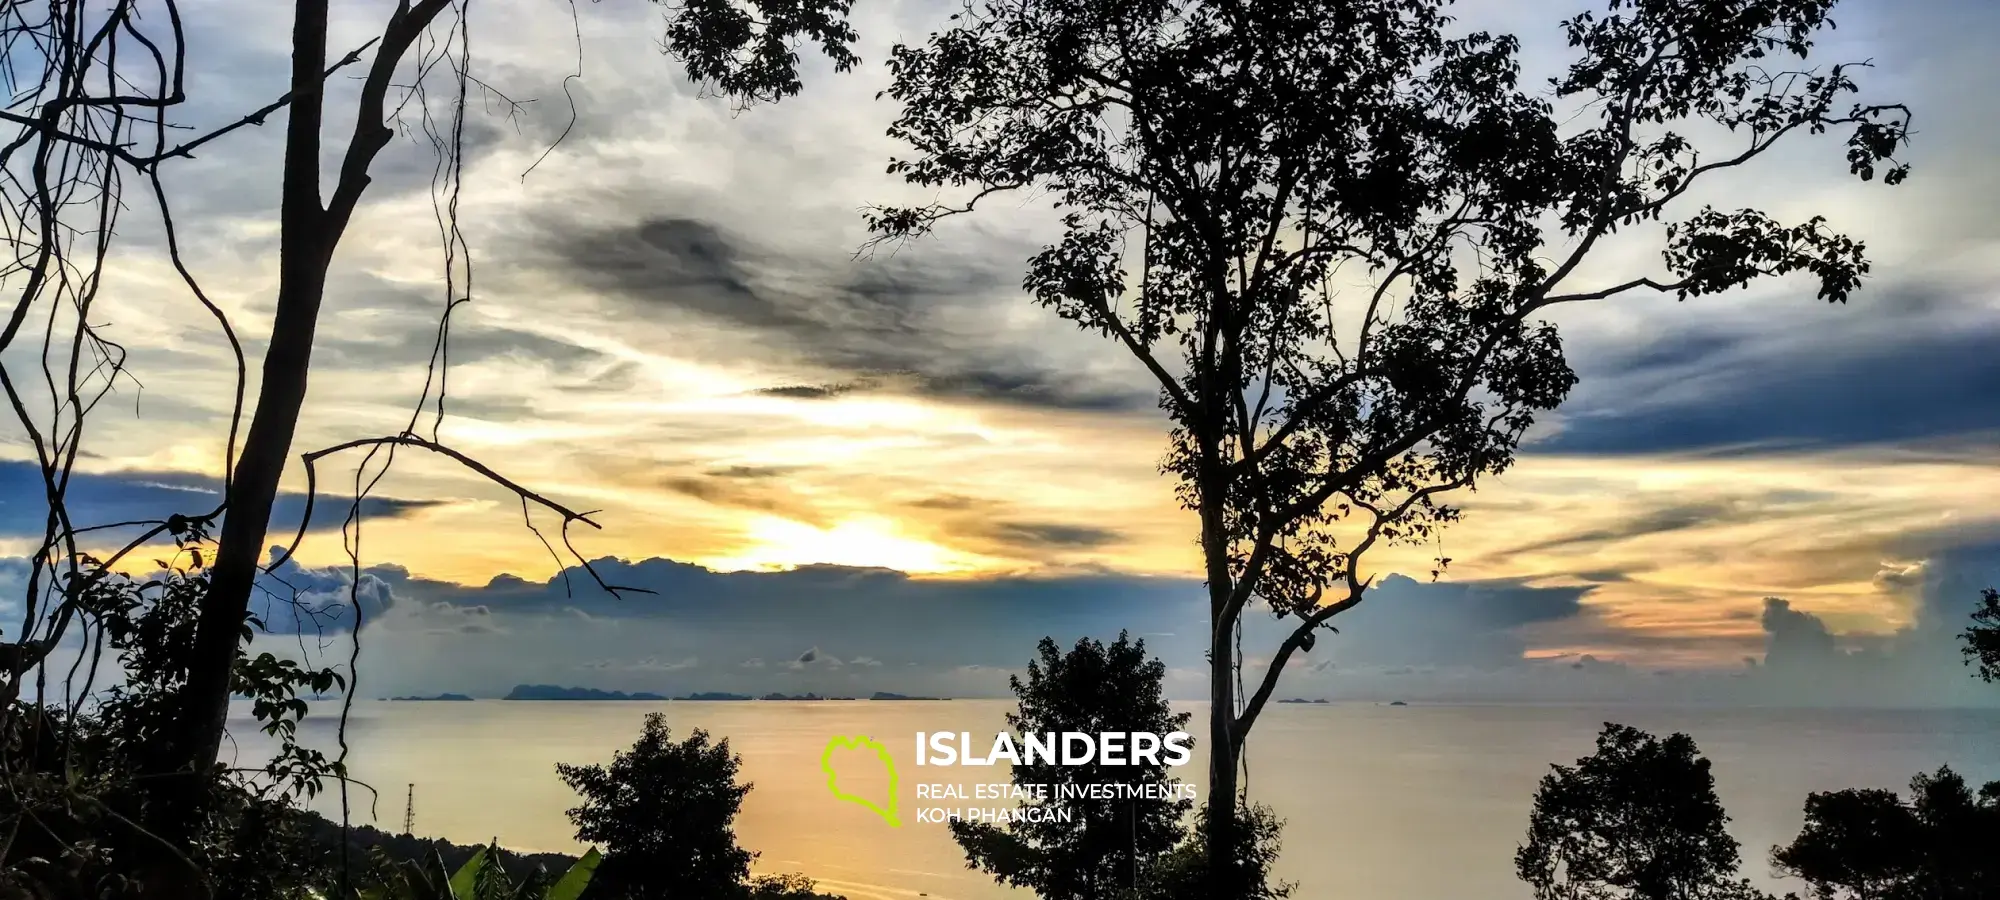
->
557, 713, 755, 900
950, 633, 1194, 899
3, 0, 861, 889
1773, 766, 2000, 900
867, 0, 1909, 888
169, 0, 859, 833
1518, 724, 1768, 900
1961, 587, 2000, 682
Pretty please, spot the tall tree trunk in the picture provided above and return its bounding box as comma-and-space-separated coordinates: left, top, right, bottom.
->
1200, 481, 1247, 899
160, 0, 453, 816
162, 0, 332, 821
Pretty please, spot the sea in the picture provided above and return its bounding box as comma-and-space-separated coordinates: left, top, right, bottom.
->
236, 700, 2000, 900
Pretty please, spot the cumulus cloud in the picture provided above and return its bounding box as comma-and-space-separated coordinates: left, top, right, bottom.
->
1760, 598, 1840, 672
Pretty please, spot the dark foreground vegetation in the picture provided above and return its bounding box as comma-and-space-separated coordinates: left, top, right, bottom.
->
0, 557, 840, 900
1507, 597, 2000, 900
1520, 723, 2000, 900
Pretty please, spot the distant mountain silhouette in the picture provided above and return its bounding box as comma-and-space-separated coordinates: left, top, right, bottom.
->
387, 693, 474, 701
502, 684, 668, 701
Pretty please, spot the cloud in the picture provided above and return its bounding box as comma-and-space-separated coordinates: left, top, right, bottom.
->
1496, 498, 1776, 557
1761, 598, 1839, 673
969, 521, 1125, 552
1690, 546, 2000, 707
528, 214, 1154, 413
187, 546, 1990, 707
751, 383, 857, 400
239, 551, 1658, 701
1297, 574, 1592, 671
249, 547, 405, 635
584, 656, 699, 672
1535, 287, 2000, 456
0, 460, 440, 542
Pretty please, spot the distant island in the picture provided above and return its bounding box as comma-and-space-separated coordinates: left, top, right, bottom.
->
387, 693, 474, 702
502, 684, 668, 701
870, 691, 948, 700
679, 692, 753, 701
1388, 700, 1409, 706
1277, 698, 1329, 704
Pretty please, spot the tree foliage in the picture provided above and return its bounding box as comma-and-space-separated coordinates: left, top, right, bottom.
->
557, 713, 756, 900
1961, 587, 2000, 682
0, 549, 343, 899
1772, 766, 2000, 900
950, 633, 1194, 899
869, 1, 1908, 887
1142, 803, 1294, 900
664, 0, 861, 105
356, 843, 601, 900
1517, 724, 1767, 900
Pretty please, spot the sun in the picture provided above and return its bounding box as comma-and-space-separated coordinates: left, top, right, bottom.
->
706, 515, 980, 574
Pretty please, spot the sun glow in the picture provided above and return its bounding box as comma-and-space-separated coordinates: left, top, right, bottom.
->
706, 515, 982, 574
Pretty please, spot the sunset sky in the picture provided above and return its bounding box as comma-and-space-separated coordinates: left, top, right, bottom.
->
4, 0, 1999, 703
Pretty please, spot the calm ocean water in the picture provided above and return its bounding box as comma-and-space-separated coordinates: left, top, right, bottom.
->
239, 701, 2000, 900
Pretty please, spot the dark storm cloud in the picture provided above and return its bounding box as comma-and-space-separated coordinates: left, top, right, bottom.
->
0, 461, 439, 540
537, 215, 1157, 413
1539, 302, 2000, 456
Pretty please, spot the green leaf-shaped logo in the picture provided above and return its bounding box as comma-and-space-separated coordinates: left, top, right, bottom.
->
821, 735, 901, 827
